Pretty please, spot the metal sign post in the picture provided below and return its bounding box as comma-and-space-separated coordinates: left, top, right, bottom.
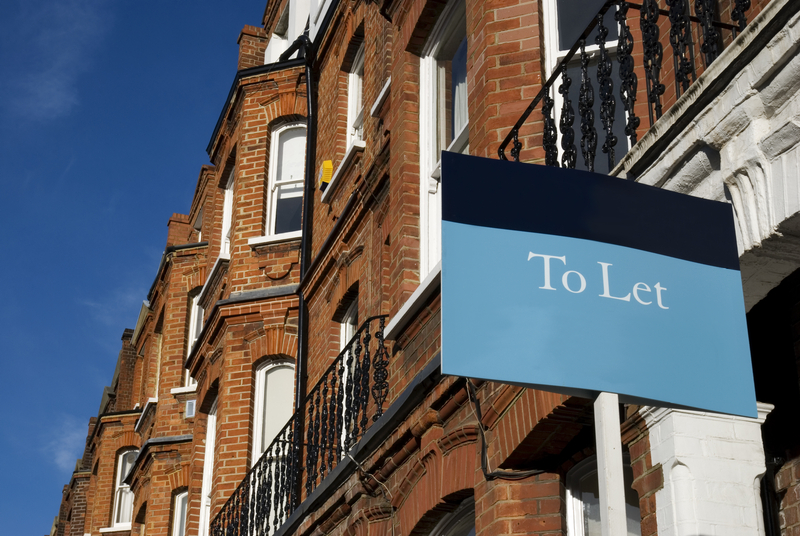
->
594, 392, 627, 536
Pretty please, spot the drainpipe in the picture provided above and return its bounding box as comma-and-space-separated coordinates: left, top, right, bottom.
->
280, 34, 315, 510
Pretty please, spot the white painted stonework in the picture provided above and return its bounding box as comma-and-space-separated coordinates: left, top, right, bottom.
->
641, 404, 773, 536
614, 0, 800, 311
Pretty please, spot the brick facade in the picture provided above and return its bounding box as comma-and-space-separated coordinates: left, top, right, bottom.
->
49, 0, 797, 535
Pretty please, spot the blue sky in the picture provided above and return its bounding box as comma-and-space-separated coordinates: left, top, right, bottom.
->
0, 1, 267, 532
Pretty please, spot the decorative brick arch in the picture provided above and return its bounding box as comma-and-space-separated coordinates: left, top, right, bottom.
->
392, 427, 478, 536
245, 325, 299, 362
166, 463, 192, 491
260, 90, 308, 127
327, 246, 364, 307
184, 267, 206, 293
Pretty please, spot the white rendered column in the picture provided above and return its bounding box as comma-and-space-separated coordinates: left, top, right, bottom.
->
594, 392, 627, 536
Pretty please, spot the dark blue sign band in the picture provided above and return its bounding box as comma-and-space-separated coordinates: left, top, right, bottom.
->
440, 152, 740, 271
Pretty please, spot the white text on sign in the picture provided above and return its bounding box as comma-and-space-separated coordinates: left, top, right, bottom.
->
527, 252, 669, 309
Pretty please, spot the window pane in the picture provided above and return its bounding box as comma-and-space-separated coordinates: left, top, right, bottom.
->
556, 0, 618, 51
274, 182, 303, 234
173, 492, 188, 536
276, 128, 306, 185
576, 464, 642, 536
260, 365, 295, 450
115, 488, 134, 524
451, 36, 468, 142
579, 471, 602, 535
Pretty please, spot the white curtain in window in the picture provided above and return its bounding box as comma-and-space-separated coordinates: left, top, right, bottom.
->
257, 364, 295, 454
451, 36, 468, 143
113, 450, 137, 526
172, 491, 188, 536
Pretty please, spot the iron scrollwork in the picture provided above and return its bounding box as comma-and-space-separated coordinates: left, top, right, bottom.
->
596, 12, 617, 170
667, 0, 695, 96
615, 1, 640, 146
640, 0, 665, 124
732, 0, 751, 32
558, 67, 577, 169
695, 0, 720, 64
578, 40, 597, 172
542, 93, 559, 167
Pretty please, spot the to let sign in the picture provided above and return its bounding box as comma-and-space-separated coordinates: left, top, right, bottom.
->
440, 152, 757, 418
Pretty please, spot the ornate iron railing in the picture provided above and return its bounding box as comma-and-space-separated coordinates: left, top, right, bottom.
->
210, 315, 390, 536
498, 0, 751, 170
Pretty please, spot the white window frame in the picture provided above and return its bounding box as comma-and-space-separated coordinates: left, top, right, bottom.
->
220, 168, 235, 260
338, 300, 358, 448
171, 490, 188, 536
185, 293, 203, 387
111, 449, 138, 529
340, 300, 358, 351
419, 0, 468, 278
251, 360, 296, 461
265, 122, 306, 241
347, 44, 365, 150
565, 455, 642, 536
198, 400, 218, 536
193, 207, 203, 242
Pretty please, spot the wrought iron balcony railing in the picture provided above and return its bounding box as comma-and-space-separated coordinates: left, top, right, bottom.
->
498, 0, 752, 171
210, 315, 389, 536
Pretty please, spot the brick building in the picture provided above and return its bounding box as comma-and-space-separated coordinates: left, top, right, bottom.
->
49, 0, 800, 535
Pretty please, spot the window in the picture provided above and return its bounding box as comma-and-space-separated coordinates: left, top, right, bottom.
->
347, 43, 365, 149
267, 123, 305, 237
112, 449, 138, 528
186, 293, 203, 387
338, 299, 358, 446
566, 455, 642, 536
220, 168, 234, 259
171, 491, 188, 536
198, 400, 217, 536
193, 207, 203, 242
543, 0, 628, 173
419, 0, 468, 277
264, 0, 311, 63
429, 497, 475, 536
252, 361, 296, 459
340, 300, 358, 351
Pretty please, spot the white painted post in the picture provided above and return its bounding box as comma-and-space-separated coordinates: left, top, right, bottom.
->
594, 392, 627, 536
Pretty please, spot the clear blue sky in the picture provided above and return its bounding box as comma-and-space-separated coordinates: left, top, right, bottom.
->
0, 1, 267, 533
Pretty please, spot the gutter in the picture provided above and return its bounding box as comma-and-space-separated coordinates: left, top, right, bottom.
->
146, 241, 208, 302
123, 434, 194, 485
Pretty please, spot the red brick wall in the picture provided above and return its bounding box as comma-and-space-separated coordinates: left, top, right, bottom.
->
238, 25, 269, 70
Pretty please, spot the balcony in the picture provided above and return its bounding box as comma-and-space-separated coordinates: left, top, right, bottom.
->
498, 0, 755, 171
210, 315, 389, 536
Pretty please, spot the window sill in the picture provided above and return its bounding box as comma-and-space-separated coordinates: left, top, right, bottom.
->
321, 140, 366, 205
370, 78, 391, 118
170, 385, 197, 395
247, 230, 302, 247
385, 261, 441, 341
99, 526, 131, 533
134, 397, 158, 433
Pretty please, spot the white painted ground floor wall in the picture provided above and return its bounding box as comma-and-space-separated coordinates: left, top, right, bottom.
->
642, 404, 773, 536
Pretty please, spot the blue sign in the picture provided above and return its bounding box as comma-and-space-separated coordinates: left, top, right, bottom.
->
440, 152, 757, 418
